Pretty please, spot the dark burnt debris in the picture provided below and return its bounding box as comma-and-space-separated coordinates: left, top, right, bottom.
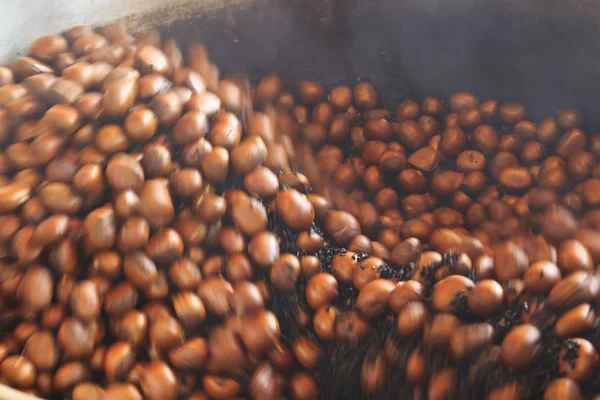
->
561, 338, 581, 370
262, 209, 595, 400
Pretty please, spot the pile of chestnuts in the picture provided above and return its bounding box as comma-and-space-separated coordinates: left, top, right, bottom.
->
0, 19, 599, 400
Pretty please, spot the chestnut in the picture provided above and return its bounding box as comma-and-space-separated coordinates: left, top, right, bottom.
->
139, 362, 178, 400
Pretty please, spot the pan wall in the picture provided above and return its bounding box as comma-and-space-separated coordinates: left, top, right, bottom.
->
3, 0, 600, 126
0, 0, 218, 64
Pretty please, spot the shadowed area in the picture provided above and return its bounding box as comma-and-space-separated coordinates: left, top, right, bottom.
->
161, 0, 600, 128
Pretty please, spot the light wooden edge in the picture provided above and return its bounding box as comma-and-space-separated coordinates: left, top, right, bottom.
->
0, 384, 43, 400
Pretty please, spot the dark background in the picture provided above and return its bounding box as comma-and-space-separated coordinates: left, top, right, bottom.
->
163, 0, 600, 128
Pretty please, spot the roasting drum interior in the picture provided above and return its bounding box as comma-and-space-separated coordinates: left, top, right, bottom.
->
164, 0, 600, 127
0, 1, 599, 398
